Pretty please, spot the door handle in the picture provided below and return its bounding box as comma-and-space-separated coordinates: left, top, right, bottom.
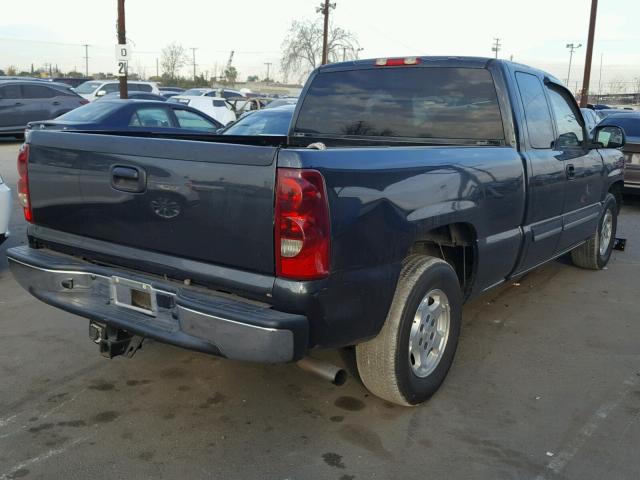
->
14, 102, 23, 106
566, 163, 575, 179
52, 101, 61, 106
111, 166, 146, 193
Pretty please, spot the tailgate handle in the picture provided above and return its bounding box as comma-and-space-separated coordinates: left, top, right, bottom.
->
111, 166, 146, 193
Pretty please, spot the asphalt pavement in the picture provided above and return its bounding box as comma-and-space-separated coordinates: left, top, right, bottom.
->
0, 138, 639, 480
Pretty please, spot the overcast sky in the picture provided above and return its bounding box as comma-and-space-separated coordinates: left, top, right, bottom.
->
2, 0, 639, 91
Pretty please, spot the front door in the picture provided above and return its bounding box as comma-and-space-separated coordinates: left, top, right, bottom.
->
545, 86, 604, 251
0, 84, 25, 129
512, 71, 566, 274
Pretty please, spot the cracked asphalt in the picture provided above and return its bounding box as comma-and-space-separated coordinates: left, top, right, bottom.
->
1, 138, 639, 480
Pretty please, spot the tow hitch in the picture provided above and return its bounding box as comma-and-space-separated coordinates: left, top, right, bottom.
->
89, 322, 144, 359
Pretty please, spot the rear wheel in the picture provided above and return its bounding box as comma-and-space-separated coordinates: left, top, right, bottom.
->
570, 193, 617, 270
356, 255, 462, 406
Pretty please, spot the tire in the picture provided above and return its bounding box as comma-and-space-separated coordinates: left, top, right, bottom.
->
570, 193, 617, 270
356, 255, 462, 406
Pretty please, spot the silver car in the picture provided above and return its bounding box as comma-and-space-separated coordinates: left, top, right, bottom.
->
0, 80, 88, 137
0, 173, 10, 245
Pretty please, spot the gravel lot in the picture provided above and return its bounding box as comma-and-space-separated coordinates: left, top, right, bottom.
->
0, 138, 639, 480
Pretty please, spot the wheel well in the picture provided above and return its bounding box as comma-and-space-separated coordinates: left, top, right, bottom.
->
408, 223, 477, 297
609, 181, 623, 211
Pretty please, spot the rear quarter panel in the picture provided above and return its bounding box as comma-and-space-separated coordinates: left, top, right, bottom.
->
276, 146, 525, 346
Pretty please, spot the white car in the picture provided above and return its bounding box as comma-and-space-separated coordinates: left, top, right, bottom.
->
168, 95, 236, 126
75, 80, 160, 102
0, 174, 11, 245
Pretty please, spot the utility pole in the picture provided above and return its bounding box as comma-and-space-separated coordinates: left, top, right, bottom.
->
317, 0, 336, 65
491, 38, 501, 58
264, 62, 272, 82
579, 0, 597, 107
566, 43, 582, 87
117, 0, 128, 98
82, 44, 90, 77
190, 47, 198, 81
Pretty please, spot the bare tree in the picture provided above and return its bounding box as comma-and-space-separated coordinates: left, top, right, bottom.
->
280, 20, 359, 82
161, 43, 188, 81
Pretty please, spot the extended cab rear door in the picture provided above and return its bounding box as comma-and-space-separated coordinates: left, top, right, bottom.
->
544, 85, 604, 251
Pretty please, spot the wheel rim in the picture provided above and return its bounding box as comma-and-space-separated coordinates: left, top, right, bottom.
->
408, 289, 451, 378
150, 197, 181, 219
599, 209, 613, 256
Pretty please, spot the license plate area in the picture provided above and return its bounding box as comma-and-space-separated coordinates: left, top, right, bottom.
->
110, 276, 157, 316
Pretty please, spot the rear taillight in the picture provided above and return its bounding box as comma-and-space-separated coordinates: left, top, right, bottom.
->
17, 143, 32, 222
275, 168, 330, 280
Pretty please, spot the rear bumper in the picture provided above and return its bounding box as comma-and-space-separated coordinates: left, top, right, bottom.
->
6, 245, 308, 362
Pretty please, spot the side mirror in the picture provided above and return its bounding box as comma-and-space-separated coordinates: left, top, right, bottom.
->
593, 125, 625, 149
95, 90, 107, 97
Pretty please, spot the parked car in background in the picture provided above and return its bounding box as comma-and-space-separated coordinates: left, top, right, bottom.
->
0, 173, 10, 246
581, 107, 598, 132
264, 97, 298, 109
596, 108, 636, 121
222, 104, 295, 135
168, 94, 236, 125
27, 99, 223, 135
598, 113, 640, 193
159, 91, 180, 99
97, 92, 167, 102
159, 87, 185, 93
75, 80, 160, 101
49, 77, 93, 88
180, 88, 246, 101
0, 79, 89, 137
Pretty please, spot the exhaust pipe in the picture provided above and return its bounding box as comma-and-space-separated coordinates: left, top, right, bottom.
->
297, 357, 347, 386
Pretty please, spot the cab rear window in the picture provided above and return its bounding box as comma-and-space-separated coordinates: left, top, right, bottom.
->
294, 67, 504, 142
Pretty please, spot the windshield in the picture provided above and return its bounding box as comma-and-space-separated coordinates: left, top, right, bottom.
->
223, 107, 294, 135
56, 102, 120, 122
294, 67, 504, 142
75, 81, 103, 94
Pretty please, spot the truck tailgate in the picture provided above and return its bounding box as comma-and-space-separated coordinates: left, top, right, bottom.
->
27, 131, 278, 274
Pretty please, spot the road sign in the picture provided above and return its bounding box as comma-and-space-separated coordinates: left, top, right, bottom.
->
116, 60, 128, 77
115, 44, 131, 61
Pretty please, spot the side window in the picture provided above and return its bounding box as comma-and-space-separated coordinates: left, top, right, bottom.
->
0, 85, 21, 99
21, 85, 55, 99
129, 107, 172, 128
103, 83, 120, 93
129, 112, 141, 126
515, 72, 555, 149
212, 99, 227, 107
546, 88, 584, 148
131, 84, 152, 92
174, 109, 218, 130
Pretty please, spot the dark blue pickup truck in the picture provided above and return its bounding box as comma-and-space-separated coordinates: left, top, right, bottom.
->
7, 57, 627, 405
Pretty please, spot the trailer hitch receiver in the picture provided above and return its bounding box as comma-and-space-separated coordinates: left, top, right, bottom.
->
89, 322, 144, 359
